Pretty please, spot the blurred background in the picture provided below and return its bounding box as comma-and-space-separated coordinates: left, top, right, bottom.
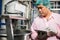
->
0, 0, 60, 40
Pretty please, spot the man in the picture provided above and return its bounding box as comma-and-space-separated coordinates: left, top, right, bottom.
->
30, 0, 60, 40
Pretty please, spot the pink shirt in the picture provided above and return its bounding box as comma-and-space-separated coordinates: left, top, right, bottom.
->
31, 13, 60, 40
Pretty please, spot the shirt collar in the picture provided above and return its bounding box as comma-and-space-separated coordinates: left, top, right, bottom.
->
43, 13, 54, 21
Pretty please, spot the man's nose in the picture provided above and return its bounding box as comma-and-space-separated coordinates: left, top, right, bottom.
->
39, 9, 41, 12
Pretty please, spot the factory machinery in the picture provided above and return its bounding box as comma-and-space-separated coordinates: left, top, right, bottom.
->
0, 0, 60, 40
0, 0, 33, 40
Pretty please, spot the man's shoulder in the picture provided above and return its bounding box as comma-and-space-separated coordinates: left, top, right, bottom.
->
53, 13, 60, 16
33, 16, 42, 22
34, 16, 41, 20
52, 13, 60, 17
52, 13, 60, 21
52, 13, 60, 24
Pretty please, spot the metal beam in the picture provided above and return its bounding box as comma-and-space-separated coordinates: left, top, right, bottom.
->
5, 16, 14, 40
0, 15, 14, 40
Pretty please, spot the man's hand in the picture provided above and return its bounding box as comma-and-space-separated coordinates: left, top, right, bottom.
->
31, 31, 38, 40
47, 31, 56, 37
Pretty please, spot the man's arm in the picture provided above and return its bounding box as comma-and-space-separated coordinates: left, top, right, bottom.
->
30, 21, 38, 40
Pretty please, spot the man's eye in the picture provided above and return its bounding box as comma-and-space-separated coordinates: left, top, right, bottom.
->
38, 7, 43, 9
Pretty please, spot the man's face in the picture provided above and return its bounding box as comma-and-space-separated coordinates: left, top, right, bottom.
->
37, 5, 49, 17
